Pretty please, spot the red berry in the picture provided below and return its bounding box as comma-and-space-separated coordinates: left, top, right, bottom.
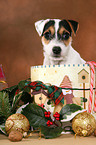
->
47, 124, 50, 127
47, 120, 50, 124
56, 117, 60, 121
46, 120, 53, 126
53, 114, 56, 117
55, 112, 58, 115
56, 114, 60, 118
53, 112, 60, 120
48, 111, 51, 115
45, 114, 50, 118
44, 112, 48, 115
45, 115, 48, 117
50, 122, 53, 125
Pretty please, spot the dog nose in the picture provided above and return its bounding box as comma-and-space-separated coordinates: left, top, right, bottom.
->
52, 46, 61, 54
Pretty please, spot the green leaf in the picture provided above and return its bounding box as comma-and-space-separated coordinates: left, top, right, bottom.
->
0, 92, 11, 119
11, 92, 23, 113
22, 104, 51, 128
41, 126, 63, 139
18, 80, 31, 91
2, 85, 18, 106
60, 104, 83, 121
0, 124, 6, 135
3, 85, 18, 92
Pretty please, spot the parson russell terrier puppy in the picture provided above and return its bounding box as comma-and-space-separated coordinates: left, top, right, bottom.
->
35, 19, 86, 65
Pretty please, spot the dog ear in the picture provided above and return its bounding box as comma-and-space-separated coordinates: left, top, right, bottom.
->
67, 20, 79, 35
35, 19, 50, 36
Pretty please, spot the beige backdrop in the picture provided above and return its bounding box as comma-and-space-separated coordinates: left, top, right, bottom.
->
0, 0, 96, 87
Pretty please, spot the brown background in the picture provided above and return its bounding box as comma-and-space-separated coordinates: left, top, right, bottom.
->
0, 0, 96, 87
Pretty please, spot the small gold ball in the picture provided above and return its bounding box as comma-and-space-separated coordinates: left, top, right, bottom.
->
8, 131, 23, 142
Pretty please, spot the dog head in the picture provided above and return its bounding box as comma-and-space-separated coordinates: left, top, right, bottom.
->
35, 19, 79, 61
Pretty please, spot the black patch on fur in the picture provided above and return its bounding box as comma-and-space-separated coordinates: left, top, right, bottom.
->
68, 20, 78, 34
59, 20, 72, 35
42, 20, 55, 35
43, 30, 55, 40
58, 31, 70, 41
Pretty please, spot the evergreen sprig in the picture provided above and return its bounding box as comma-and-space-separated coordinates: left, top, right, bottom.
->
0, 92, 11, 119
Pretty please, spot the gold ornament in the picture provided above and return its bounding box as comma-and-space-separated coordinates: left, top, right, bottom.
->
5, 113, 30, 135
72, 112, 96, 136
94, 129, 96, 136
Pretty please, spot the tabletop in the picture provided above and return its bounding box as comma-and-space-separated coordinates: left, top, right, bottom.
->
0, 133, 96, 145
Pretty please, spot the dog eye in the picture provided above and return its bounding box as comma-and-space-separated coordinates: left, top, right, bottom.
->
43, 31, 53, 40
62, 32, 70, 40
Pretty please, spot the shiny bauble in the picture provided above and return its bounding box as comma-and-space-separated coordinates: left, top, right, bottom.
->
72, 112, 96, 136
5, 113, 30, 135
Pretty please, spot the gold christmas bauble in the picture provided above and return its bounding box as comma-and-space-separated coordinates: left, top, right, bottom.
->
5, 113, 30, 135
72, 112, 96, 136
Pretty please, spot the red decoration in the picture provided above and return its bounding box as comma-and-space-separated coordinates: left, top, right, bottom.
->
44, 111, 51, 118
38, 104, 44, 108
53, 112, 60, 120
0, 65, 5, 81
87, 61, 96, 112
46, 120, 53, 126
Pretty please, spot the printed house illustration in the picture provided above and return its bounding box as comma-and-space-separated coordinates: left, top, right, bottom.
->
78, 69, 89, 109
54, 75, 82, 113
78, 69, 89, 83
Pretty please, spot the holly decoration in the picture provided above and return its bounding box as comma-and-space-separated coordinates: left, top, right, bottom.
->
44, 111, 51, 118
0, 79, 87, 139
46, 120, 53, 126
53, 112, 60, 120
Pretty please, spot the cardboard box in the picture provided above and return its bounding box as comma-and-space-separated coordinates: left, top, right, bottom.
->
31, 64, 96, 117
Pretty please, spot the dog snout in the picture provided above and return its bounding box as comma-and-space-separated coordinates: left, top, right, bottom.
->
52, 46, 61, 55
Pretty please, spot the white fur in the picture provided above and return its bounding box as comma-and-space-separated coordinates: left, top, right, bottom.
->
35, 19, 86, 65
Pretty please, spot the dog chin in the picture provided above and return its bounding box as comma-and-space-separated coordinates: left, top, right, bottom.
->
49, 55, 64, 61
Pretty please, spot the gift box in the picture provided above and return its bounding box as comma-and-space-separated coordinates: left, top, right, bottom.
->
0, 64, 8, 91
31, 62, 96, 117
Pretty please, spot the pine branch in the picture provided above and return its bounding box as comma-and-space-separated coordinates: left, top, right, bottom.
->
0, 92, 11, 119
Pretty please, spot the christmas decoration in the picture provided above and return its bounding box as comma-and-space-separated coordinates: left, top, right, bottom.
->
87, 61, 96, 112
60, 75, 74, 104
5, 113, 30, 135
72, 112, 96, 136
8, 130, 23, 142
31, 63, 96, 115
0, 64, 8, 91
22, 103, 84, 138
53, 112, 60, 120
0, 78, 96, 140
46, 120, 53, 126
94, 129, 96, 137
44, 111, 51, 118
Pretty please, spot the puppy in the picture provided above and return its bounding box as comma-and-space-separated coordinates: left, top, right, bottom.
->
35, 19, 86, 65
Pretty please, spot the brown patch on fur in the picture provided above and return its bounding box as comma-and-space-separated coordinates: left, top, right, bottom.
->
42, 36, 50, 44
42, 26, 55, 44
44, 26, 54, 35
64, 37, 72, 46
59, 26, 72, 46
67, 20, 79, 36
59, 26, 70, 35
